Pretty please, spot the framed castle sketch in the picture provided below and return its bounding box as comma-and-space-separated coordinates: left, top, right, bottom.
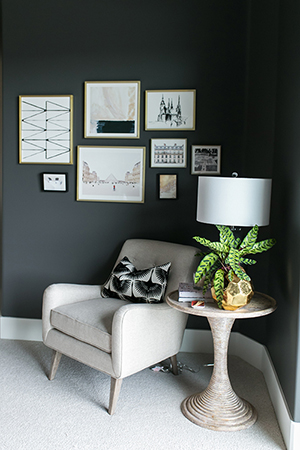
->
191, 145, 221, 175
158, 174, 177, 199
84, 81, 140, 138
151, 138, 187, 168
19, 95, 73, 164
145, 89, 196, 131
77, 145, 145, 203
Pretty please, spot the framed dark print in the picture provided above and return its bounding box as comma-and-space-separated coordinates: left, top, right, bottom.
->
158, 174, 177, 200
43, 173, 67, 191
151, 138, 187, 168
19, 95, 73, 164
77, 145, 145, 203
191, 145, 221, 175
84, 81, 140, 138
145, 89, 196, 130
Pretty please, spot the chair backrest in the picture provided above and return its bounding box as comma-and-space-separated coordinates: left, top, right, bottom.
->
115, 239, 200, 300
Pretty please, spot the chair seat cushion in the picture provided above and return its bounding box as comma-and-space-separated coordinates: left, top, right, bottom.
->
102, 256, 171, 303
50, 297, 130, 353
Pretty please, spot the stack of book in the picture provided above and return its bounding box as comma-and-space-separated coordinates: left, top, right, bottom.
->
178, 282, 213, 302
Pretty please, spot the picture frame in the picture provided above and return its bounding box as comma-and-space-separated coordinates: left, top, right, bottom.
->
84, 81, 140, 138
150, 138, 187, 168
77, 145, 145, 203
19, 95, 73, 164
191, 145, 221, 175
42, 173, 67, 192
158, 174, 177, 200
145, 89, 196, 131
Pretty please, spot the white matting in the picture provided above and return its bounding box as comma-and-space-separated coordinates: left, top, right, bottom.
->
0, 316, 297, 450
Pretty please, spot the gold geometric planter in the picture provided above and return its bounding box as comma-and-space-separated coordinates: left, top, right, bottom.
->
211, 275, 254, 311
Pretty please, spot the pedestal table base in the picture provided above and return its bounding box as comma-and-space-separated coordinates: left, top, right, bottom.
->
181, 316, 258, 431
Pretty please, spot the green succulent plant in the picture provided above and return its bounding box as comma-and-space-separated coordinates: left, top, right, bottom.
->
193, 225, 276, 308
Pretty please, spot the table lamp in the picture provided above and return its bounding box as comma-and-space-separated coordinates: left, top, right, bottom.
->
196, 175, 272, 227
194, 174, 276, 310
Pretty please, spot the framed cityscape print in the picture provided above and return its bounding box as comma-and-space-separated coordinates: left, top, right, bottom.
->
158, 174, 177, 200
145, 89, 196, 131
191, 145, 221, 175
77, 145, 145, 203
151, 138, 187, 168
84, 81, 140, 138
19, 95, 73, 164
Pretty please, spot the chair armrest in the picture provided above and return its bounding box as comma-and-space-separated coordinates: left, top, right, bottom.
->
42, 283, 101, 342
111, 302, 187, 378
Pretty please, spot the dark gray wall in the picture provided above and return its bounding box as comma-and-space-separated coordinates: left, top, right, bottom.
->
267, 0, 300, 423
1, 0, 247, 322
237, 1, 279, 345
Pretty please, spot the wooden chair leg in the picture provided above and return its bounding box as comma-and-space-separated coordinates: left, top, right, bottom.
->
170, 354, 179, 375
108, 377, 123, 415
49, 350, 62, 381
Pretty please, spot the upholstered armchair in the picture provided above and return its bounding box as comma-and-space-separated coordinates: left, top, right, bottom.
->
42, 239, 199, 414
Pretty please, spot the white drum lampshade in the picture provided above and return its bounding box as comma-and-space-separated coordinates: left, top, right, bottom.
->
196, 176, 272, 227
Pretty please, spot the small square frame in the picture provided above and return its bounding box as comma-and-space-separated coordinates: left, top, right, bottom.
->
191, 145, 221, 175
150, 138, 187, 168
42, 173, 67, 191
158, 174, 177, 200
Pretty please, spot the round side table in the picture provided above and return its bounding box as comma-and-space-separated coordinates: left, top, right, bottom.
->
166, 291, 276, 431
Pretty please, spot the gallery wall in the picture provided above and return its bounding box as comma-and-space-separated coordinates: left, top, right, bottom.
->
1, 0, 248, 327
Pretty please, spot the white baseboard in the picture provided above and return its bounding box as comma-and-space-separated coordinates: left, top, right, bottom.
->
1, 316, 42, 341
0, 317, 298, 449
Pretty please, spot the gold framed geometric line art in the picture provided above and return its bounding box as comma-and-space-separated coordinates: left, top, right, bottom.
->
84, 81, 140, 138
19, 95, 73, 164
77, 145, 145, 203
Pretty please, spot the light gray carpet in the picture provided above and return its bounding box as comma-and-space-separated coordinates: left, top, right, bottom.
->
0, 339, 286, 450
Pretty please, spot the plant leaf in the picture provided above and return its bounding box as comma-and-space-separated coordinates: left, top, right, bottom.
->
213, 269, 225, 308
240, 225, 259, 249
193, 236, 214, 248
233, 237, 241, 249
227, 247, 251, 281
228, 269, 235, 281
193, 236, 229, 254
240, 257, 257, 265
216, 225, 235, 246
202, 275, 211, 294
246, 238, 277, 255
194, 252, 219, 284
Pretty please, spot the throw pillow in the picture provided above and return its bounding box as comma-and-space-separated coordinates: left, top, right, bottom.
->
102, 256, 171, 303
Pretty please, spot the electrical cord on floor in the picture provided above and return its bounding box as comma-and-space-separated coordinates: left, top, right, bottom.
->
150, 361, 202, 374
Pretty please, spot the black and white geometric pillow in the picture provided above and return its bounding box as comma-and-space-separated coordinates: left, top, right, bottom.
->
102, 256, 171, 303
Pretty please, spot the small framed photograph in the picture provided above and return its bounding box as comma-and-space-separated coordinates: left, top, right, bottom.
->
19, 95, 73, 164
84, 81, 140, 138
151, 138, 187, 168
77, 145, 145, 203
158, 174, 177, 200
43, 173, 67, 191
191, 145, 221, 175
145, 89, 196, 130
